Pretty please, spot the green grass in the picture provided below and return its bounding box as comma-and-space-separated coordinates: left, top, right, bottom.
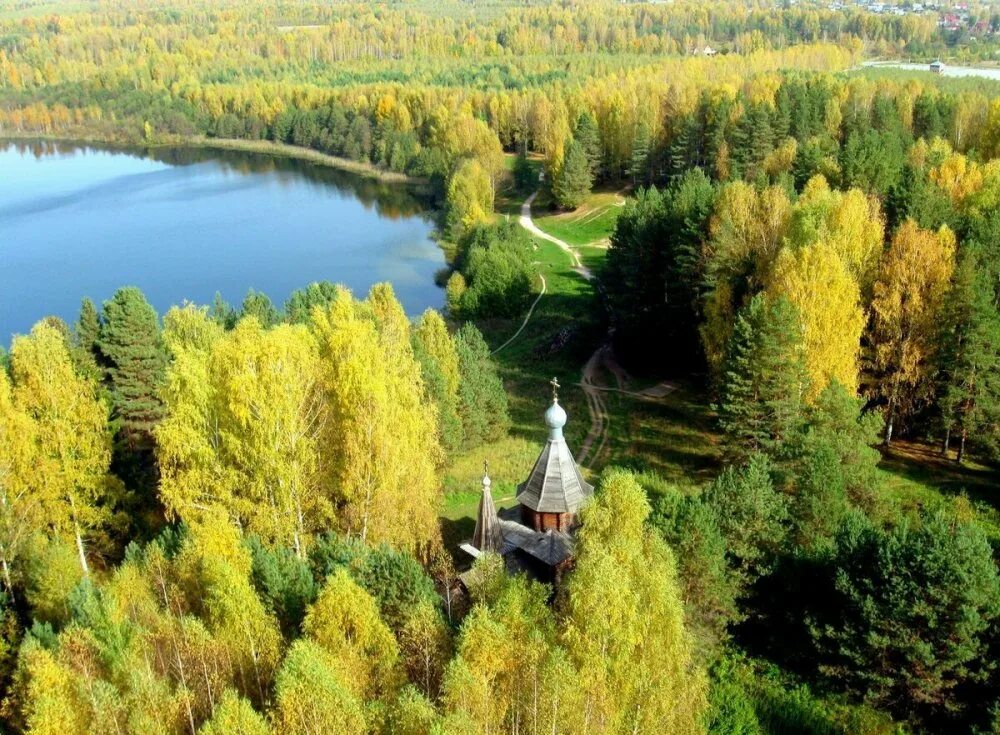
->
534, 189, 626, 247
877, 440, 1000, 538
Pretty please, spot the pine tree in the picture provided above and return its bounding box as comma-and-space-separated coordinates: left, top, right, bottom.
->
72, 298, 101, 380
454, 324, 510, 447
573, 111, 602, 180
98, 287, 167, 453
285, 281, 341, 324
629, 120, 651, 186
239, 289, 280, 328
937, 247, 1000, 462
551, 138, 592, 210
717, 294, 809, 461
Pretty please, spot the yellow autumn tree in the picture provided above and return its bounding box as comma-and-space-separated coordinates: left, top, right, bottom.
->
767, 242, 865, 398
787, 175, 885, 296
563, 469, 707, 735
445, 158, 494, 240
871, 220, 956, 444
158, 318, 329, 556
702, 181, 791, 372
312, 286, 442, 554
0, 368, 42, 597
8, 323, 115, 575
303, 569, 401, 701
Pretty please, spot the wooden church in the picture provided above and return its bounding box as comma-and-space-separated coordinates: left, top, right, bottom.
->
460, 378, 593, 585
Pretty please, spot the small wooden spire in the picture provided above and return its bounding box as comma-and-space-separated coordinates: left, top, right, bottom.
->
472, 460, 503, 553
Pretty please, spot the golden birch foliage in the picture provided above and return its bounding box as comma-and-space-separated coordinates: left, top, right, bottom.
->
702, 182, 791, 372
929, 152, 984, 206
158, 318, 330, 555
162, 303, 223, 355
446, 158, 494, 240
303, 569, 400, 701
199, 689, 270, 735
175, 516, 283, 703
312, 287, 442, 553
563, 469, 707, 735
414, 309, 461, 398
9, 323, 114, 573
272, 639, 366, 735
871, 221, 956, 421
11, 639, 89, 735
788, 175, 885, 295
0, 369, 43, 593
443, 563, 584, 735
767, 243, 865, 397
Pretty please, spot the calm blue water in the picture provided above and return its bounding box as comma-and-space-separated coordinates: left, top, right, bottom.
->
0, 141, 444, 344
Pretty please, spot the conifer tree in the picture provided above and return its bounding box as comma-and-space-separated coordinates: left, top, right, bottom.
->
552, 138, 592, 210
98, 287, 167, 453
717, 293, 809, 461
629, 120, 652, 186
453, 324, 510, 447
937, 247, 1000, 462
239, 289, 280, 328
284, 281, 341, 324
71, 298, 102, 381
573, 110, 602, 180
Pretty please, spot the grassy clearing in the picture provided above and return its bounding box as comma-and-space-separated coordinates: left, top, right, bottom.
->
877, 440, 1000, 537
534, 188, 626, 247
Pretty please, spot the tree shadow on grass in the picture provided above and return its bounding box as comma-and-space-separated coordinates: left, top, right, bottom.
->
880, 440, 1000, 512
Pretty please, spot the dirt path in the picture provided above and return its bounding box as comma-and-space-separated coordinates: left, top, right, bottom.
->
517, 192, 620, 469
492, 273, 547, 355
519, 192, 594, 280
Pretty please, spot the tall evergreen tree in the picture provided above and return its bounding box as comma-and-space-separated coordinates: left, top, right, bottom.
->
239, 289, 280, 328
937, 246, 1000, 462
72, 298, 102, 381
717, 294, 809, 461
98, 287, 167, 454
573, 110, 602, 180
551, 139, 592, 210
629, 120, 652, 186
453, 324, 510, 447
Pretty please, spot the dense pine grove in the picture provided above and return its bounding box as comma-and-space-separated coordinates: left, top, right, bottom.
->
2, 1, 1000, 734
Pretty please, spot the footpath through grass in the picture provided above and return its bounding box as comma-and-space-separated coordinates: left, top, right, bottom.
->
443, 176, 724, 550
533, 188, 627, 247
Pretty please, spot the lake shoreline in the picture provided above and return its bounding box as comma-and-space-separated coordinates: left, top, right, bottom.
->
0, 132, 427, 185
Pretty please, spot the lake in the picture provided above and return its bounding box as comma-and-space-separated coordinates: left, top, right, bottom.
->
0, 140, 445, 345
862, 60, 1000, 81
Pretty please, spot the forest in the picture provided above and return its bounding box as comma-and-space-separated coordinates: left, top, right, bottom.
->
2, 1, 1000, 734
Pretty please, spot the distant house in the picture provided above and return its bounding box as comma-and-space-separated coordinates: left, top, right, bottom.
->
930, 59, 945, 73
701, 45, 717, 57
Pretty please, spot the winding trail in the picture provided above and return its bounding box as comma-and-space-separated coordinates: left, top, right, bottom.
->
520, 192, 594, 281
517, 191, 611, 469
491, 273, 547, 355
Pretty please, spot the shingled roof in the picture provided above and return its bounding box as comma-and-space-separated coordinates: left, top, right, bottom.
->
516, 391, 593, 513
472, 466, 503, 554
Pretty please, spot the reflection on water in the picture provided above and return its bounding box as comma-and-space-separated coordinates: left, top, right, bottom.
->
5, 139, 432, 221
0, 140, 445, 344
